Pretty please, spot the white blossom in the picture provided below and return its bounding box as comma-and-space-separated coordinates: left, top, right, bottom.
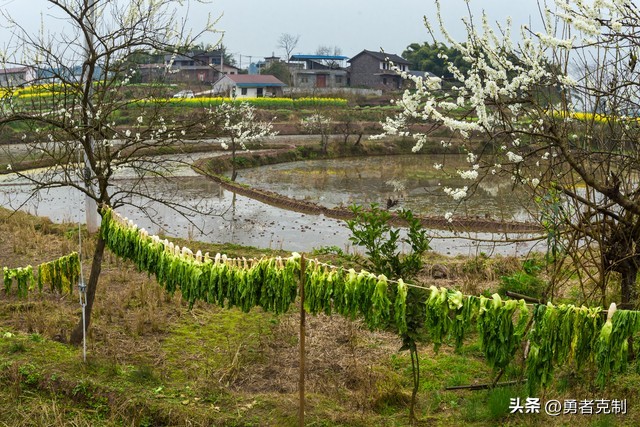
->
444, 186, 468, 201
458, 169, 479, 180
506, 151, 524, 163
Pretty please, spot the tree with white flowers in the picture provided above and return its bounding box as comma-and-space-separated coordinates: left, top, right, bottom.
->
0, 0, 220, 344
213, 101, 276, 181
383, 0, 640, 308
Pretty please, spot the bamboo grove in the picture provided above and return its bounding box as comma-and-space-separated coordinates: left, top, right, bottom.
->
2, 252, 80, 298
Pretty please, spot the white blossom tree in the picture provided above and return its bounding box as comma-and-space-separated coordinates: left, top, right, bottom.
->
383, 0, 640, 308
300, 113, 331, 153
214, 101, 276, 181
0, 0, 220, 344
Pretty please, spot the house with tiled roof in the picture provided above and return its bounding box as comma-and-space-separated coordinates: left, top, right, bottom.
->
137, 51, 241, 84
210, 74, 286, 98
0, 67, 36, 87
348, 50, 412, 91
288, 54, 349, 89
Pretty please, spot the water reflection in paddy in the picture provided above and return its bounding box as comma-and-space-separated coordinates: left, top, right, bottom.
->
236, 154, 534, 222
0, 153, 542, 255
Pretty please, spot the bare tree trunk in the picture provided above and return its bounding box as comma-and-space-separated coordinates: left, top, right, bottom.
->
620, 263, 638, 309
231, 139, 238, 181
620, 264, 639, 360
409, 344, 420, 425
321, 134, 329, 154
70, 234, 106, 345
354, 133, 363, 147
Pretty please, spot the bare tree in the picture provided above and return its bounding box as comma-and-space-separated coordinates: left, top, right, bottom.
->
277, 33, 300, 63
382, 0, 640, 308
0, 0, 220, 344
315, 45, 343, 68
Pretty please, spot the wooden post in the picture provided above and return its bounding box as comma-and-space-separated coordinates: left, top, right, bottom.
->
299, 254, 306, 427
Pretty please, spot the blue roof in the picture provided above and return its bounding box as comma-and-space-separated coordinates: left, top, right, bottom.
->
290, 54, 349, 61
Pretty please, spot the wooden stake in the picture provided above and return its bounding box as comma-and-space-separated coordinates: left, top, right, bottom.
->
299, 254, 306, 427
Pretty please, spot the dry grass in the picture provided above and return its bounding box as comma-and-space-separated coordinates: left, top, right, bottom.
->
1, 207, 638, 426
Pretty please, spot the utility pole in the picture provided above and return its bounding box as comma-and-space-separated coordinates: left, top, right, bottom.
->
83, 0, 98, 233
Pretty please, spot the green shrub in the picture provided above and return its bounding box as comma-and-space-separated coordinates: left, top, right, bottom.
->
498, 259, 545, 299
346, 204, 430, 279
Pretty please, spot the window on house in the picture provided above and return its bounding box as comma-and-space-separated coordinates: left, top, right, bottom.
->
257, 88, 264, 97
241, 88, 248, 95
335, 75, 343, 84
383, 77, 387, 85
300, 76, 308, 83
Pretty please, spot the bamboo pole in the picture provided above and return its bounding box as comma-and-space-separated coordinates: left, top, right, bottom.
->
299, 254, 306, 427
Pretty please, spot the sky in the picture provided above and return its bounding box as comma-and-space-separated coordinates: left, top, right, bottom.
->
0, 0, 544, 66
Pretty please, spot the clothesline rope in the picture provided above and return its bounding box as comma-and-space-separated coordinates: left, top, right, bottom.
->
107, 208, 634, 315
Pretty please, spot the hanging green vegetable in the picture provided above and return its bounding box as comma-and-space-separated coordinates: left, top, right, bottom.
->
424, 286, 451, 351
3, 265, 35, 298
477, 294, 529, 370
596, 307, 640, 387
394, 279, 408, 336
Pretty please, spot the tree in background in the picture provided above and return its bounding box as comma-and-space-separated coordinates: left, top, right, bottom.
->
300, 114, 331, 154
0, 0, 219, 344
384, 0, 640, 309
402, 42, 471, 78
315, 45, 344, 68
260, 61, 292, 86
277, 33, 300, 63
191, 42, 237, 66
213, 101, 277, 181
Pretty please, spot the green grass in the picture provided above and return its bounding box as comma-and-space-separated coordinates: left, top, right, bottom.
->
1, 207, 640, 426
162, 306, 274, 384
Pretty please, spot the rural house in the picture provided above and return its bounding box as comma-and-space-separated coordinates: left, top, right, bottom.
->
348, 50, 411, 91
288, 54, 349, 89
210, 74, 286, 98
160, 51, 241, 84
0, 67, 36, 87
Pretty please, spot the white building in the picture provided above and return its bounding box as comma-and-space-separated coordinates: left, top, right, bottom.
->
210, 74, 286, 98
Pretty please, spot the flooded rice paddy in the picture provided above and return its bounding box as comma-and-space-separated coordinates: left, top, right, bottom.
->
0, 152, 543, 256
